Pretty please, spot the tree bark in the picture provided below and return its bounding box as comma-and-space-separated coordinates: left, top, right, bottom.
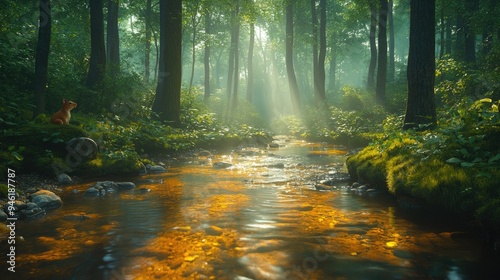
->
376, 0, 388, 104
246, 22, 255, 103
188, 0, 201, 94
106, 0, 120, 75
404, 0, 436, 129
367, 1, 377, 91
225, 0, 240, 119
286, 0, 301, 115
464, 0, 478, 64
87, 0, 106, 89
204, 10, 211, 102
388, 0, 395, 82
34, 0, 51, 117
439, 0, 445, 58
144, 0, 152, 81
311, 0, 325, 107
318, 0, 327, 105
152, 0, 182, 125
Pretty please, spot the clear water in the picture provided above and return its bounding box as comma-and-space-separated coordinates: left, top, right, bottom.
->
1, 139, 498, 279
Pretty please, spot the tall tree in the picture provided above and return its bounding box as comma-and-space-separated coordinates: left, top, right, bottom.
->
152, 0, 182, 125
225, 0, 240, 118
106, 0, 120, 75
87, 0, 106, 89
144, 0, 152, 81
310, 0, 326, 106
34, 0, 51, 117
285, 0, 301, 115
375, 0, 388, 104
246, 22, 255, 103
188, 0, 202, 94
204, 9, 211, 101
404, 0, 436, 129
318, 0, 327, 104
388, 0, 395, 82
367, 0, 377, 90
464, 0, 478, 64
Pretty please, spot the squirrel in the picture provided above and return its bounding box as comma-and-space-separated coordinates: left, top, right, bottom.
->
50, 98, 77, 125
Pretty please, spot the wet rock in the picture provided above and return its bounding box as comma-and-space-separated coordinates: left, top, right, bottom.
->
3, 200, 28, 213
115, 182, 136, 191
137, 188, 151, 194
268, 163, 285, 169
268, 142, 280, 149
19, 203, 46, 220
147, 165, 167, 173
30, 190, 63, 210
213, 162, 232, 169
315, 184, 334, 191
0, 210, 7, 222
205, 225, 223, 236
67, 137, 98, 160
351, 182, 362, 188
57, 173, 73, 185
84, 187, 104, 197
197, 150, 213, 157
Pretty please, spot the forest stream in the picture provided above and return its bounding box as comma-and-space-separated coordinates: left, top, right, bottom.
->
2, 137, 499, 280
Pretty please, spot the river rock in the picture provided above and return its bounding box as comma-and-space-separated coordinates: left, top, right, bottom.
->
19, 203, 46, 220
115, 182, 136, 190
147, 165, 167, 173
0, 210, 7, 222
67, 137, 98, 160
213, 162, 232, 169
30, 190, 63, 210
57, 173, 73, 185
84, 187, 103, 197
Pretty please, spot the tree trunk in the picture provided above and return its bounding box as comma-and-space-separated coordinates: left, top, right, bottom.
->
231, 7, 240, 112
188, 1, 201, 94
367, 1, 377, 91
144, 0, 152, 81
246, 22, 255, 103
445, 13, 452, 55
404, 0, 436, 129
87, 0, 106, 89
204, 10, 211, 102
464, 0, 478, 64
225, 0, 239, 119
439, 0, 445, 58
34, 0, 51, 117
376, 0, 388, 105
318, 0, 327, 105
285, 0, 301, 115
388, 0, 395, 82
310, 0, 323, 106
152, 0, 182, 125
106, 0, 120, 75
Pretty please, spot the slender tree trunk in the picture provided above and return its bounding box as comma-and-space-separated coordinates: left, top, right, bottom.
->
34, 0, 51, 117
318, 0, 327, 105
328, 46, 336, 94
189, 1, 201, 94
106, 0, 120, 75
231, 10, 240, 111
464, 0, 478, 64
439, 0, 445, 58
310, 0, 323, 106
376, 0, 388, 104
455, 14, 465, 59
367, 1, 377, 90
225, 0, 239, 119
87, 0, 106, 89
152, 0, 182, 125
445, 14, 452, 55
144, 0, 152, 81
388, 0, 395, 82
404, 0, 436, 129
204, 10, 211, 102
247, 22, 255, 103
286, 0, 301, 115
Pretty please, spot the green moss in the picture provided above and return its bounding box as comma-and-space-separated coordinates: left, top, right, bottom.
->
0, 184, 8, 199
346, 146, 386, 186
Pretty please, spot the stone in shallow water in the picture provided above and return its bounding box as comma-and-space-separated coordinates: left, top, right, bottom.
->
30, 190, 63, 210
213, 162, 232, 169
184, 255, 199, 262
57, 173, 72, 185
386, 241, 398, 248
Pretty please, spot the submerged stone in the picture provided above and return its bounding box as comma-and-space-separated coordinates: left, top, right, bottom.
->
30, 190, 63, 210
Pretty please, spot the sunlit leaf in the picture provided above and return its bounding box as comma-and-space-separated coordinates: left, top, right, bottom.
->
446, 157, 462, 164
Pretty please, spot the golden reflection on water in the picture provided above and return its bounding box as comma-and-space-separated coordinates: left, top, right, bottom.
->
7, 142, 487, 279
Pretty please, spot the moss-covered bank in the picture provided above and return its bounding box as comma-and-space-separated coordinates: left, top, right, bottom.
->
346, 129, 500, 233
